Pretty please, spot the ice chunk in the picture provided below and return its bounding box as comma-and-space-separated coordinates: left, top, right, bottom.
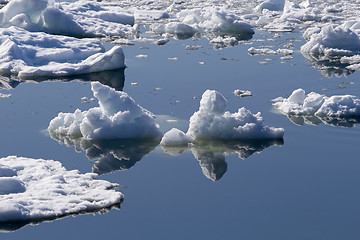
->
248, 47, 277, 55
186, 90, 284, 140
301, 22, 360, 59
273, 88, 360, 118
0, 27, 125, 79
0, 0, 135, 37
0, 156, 123, 225
255, 0, 285, 12
48, 82, 162, 140
160, 128, 194, 146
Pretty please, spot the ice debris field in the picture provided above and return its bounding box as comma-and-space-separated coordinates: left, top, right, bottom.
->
1, 0, 360, 230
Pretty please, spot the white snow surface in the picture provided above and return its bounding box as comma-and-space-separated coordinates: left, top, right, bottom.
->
0, 156, 123, 222
161, 90, 284, 145
273, 88, 360, 117
48, 82, 162, 140
0, 26, 125, 79
160, 128, 194, 146
0, 0, 135, 37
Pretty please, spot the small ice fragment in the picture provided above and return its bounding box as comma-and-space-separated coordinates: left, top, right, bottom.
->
168, 57, 178, 61
199, 62, 205, 65
154, 38, 169, 45
248, 47, 277, 55
155, 88, 162, 91
0, 93, 11, 98
166, 119, 178, 123
160, 128, 194, 146
136, 54, 148, 58
185, 45, 202, 50
131, 82, 139, 86
234, 89, 252, 97
81, 97, 88, 103
89, 98, 96, 102
280, 56, 293, 60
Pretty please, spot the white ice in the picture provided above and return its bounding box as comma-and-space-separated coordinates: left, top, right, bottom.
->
48, 82, 162, 140
273, 88, 360, 117
0, 156, 123, 222
0, 0, 135, 37
0, 27, 125, 79
161, 90, 284, 146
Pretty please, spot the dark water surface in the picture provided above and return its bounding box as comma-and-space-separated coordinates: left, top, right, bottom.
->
1, 31, 360, 239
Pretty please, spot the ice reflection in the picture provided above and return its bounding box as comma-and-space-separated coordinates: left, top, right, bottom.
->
0, 69, 125, 91
0, 203, 121, 233
302, 54, 355, 78
285, 114, 360, 128
49, 132, 159, 174
162, 139, 283, 181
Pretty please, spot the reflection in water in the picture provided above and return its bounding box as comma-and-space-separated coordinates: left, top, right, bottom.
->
302, 53, 355, 78
0, 69, 125, 91
162, 139, 284, 181
286, 114, 360, 128
49, 132, 158, 174
0, 203, 121, 233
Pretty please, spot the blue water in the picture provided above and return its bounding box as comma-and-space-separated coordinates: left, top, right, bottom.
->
1, 30, 360, 239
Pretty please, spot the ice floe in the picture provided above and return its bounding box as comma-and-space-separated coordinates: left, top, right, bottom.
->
0, 0, 136, 37
161, 89, 284, 147
0, 27, 125, 79
272, 88, 360, 127
0, 156, 123, 229
48, 82, 161, 140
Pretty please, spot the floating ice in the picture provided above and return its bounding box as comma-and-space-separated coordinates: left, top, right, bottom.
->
160, 128, 194, 147
0, 156, 123, 225
161, 90, 283, 146
248, 47, 277, 55
0, 92, 11, 98
0, 0, 135, 37
273, 88, 360, 126
301, 22, 360, 58
0, 27, 125, 79
234, 89, 252, 97
151, 7, 254, 40
48, 82, 161, 140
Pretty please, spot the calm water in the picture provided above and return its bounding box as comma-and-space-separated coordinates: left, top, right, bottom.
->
1, 31, 360, 239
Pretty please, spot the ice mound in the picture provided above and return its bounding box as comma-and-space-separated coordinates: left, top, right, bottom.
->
255, 0, 285, 12
48, 82, 162, 140
301, 21, 360, 58
161, 90, 284, 146
0, 0, 135, 37
0, 27, 125, 79
0, 156, 123, 224
187, 90, 284, 139
152, 7, 254, 39
160, 128, 194, 147
273, 88, 360, 117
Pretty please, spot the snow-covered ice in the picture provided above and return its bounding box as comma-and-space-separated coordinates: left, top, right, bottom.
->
161, 89, 284, 147
0, 0, 136, 37
48, 82, 162, 140
0, 27, 125, 79
273, 88, 360, 127
0, 156, 123, 226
